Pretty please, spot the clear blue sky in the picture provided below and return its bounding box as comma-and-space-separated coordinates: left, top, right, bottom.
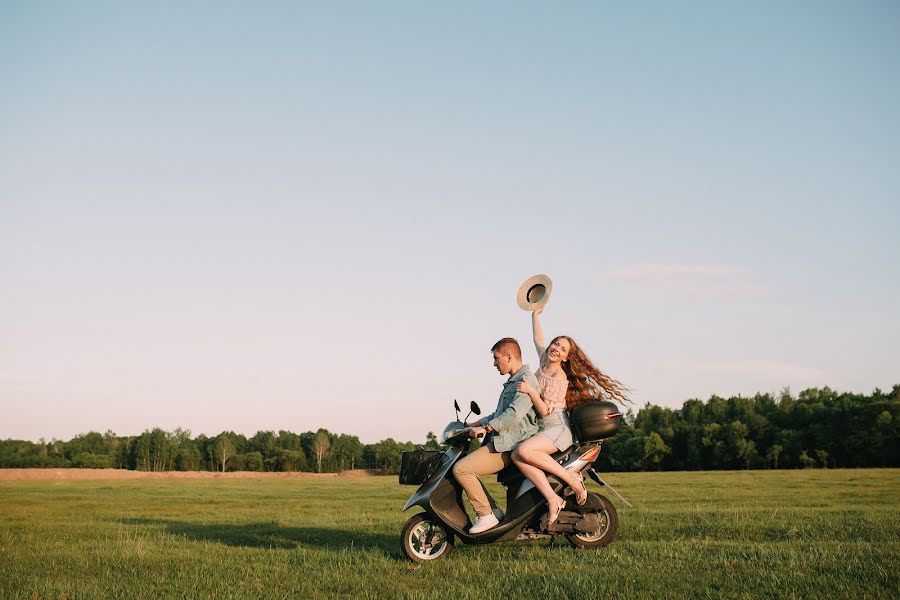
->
2, 1, 898, 443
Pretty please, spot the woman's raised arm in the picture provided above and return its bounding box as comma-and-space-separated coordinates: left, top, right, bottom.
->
532, 306, 546, 360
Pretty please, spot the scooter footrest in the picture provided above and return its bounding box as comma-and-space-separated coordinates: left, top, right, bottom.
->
542, 510, 601, 534
542, 510, 578, 533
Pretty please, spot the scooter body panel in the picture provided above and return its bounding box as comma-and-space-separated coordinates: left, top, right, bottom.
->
400, 405, 629, 561
402, 443, 574, 545
403, 447, 463, 513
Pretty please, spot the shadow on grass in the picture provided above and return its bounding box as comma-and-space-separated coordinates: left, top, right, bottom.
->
119, 517, 397, 555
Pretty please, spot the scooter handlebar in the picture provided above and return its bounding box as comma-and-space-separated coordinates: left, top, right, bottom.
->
442, 426, 485, 445
442, 428, 472, 445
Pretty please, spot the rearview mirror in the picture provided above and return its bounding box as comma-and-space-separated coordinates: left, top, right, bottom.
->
470, 401, 481, 415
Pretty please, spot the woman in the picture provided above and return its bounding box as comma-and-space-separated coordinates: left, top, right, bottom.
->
511, 306, 629, 526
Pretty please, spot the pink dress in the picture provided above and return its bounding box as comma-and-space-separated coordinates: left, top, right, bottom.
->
536, 368, 568, 414
535, 367, 573, 450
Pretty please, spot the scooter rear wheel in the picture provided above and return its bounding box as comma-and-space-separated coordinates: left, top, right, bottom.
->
401, 513, 455, 562
565, 493, 619, 549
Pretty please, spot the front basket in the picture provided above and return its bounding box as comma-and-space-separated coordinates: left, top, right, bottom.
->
399, 450, 442, 485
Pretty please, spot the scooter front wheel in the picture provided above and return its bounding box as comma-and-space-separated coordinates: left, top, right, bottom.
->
400, 513, 455, 562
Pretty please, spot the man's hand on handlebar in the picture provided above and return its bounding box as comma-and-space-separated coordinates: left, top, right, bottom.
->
469, 426, 487, 439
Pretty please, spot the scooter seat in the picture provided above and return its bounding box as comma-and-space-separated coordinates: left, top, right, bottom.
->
496, 444, 576, 485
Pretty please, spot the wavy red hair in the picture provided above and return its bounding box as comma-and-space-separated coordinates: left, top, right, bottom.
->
548, 335, 629, 408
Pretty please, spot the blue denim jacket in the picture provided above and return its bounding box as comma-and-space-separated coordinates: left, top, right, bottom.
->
481, 365, 539, 452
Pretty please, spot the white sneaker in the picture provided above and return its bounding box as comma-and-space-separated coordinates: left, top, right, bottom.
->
469, 513, 499, 534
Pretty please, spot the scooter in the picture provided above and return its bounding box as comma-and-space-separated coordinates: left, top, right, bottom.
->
399, 399, 631, 562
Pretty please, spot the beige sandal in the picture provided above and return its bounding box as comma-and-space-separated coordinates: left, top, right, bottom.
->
547, 495, 566, 527
573, 473, 588, 505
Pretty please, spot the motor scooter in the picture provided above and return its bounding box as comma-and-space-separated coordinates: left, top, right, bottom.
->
399, 400, 631, 562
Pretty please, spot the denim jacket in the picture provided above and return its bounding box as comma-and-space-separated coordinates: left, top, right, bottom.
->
481, 364, 539, 452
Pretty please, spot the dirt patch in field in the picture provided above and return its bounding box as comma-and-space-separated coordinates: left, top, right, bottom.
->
0, 468, 386, 481
337, 469, 388, 477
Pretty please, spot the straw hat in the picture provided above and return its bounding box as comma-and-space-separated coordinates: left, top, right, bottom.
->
516, 274, 553, 311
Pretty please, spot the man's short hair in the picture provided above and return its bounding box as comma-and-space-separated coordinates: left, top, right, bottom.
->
491, 337, 521, 360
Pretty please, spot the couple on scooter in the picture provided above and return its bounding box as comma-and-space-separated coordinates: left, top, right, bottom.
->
454, 285, 628, 534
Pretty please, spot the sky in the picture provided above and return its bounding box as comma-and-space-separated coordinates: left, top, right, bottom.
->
2, 1, 899, 444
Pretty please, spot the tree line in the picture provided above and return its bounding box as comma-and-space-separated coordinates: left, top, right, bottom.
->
596, 385, 899, 472
0, 426, 434, 474
1, 385, 897, 473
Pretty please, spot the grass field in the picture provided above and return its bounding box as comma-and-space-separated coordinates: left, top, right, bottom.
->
1, 469, 898, 599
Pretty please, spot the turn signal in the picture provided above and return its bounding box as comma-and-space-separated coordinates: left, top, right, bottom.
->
579, 446, 601, 462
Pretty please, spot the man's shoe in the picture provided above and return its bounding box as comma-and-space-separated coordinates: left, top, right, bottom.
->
468, 513, 499, 534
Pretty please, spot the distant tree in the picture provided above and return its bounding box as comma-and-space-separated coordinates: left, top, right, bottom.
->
113, 437, 133, 469
370, 438, 417, 473
243, 451, 264, 472
424, 431, 440, 450
71, 452, 112, 469
132, 429, 175, 471
799, 450, 816, 469
229, 454, 247, 471
330, 434, 363, 471
212, 434, 236, 472
103, 430, 121, 466
874, 410, 897, 468
643, 432, 670, 470
299, 431, 316, 465
278, 430, 303, 451
312, 429, 331, 473
736, 438, 757, 470
276, 449, 309, 471
171, 428, 200, 471
193, 434, 213, 471
249, 431, 279, 471
766, 444, 783, 469
727, 421, 750, 469
700, 423, 724, 468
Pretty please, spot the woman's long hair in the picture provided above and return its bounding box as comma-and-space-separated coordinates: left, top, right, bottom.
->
549, 335, 629, 408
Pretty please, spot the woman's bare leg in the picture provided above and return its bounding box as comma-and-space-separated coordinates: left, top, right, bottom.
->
512, 436, 568, 524
514, 434, 582, 494
511, 448, 558, 505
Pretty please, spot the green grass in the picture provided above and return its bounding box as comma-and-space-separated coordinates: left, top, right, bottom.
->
1, 469, 898, 599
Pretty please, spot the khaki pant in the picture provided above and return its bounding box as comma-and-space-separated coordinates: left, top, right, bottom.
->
451, 445, 512, 517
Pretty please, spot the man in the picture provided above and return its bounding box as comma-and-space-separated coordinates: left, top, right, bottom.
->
452, 337, 539, 533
